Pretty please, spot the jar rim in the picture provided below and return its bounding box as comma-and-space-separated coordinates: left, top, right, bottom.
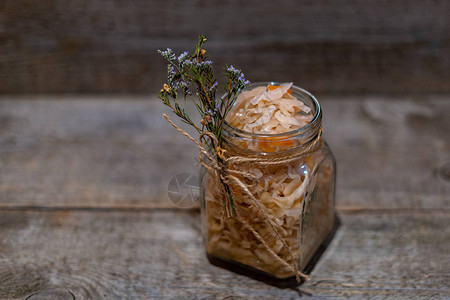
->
223, 81, 322, 138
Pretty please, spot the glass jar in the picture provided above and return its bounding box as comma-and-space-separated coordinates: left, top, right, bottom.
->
200, 82, 337, 286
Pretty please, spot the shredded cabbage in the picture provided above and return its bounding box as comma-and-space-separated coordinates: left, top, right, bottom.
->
205, 84, 323, 278
227, 83, 312, 134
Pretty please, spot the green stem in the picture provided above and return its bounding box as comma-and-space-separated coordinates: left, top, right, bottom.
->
223, 181, 236, 216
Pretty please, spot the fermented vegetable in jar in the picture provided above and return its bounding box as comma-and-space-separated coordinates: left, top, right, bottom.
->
200, 82, 337, 285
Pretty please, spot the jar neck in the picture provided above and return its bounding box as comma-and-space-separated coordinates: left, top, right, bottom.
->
222, 82, 322, 157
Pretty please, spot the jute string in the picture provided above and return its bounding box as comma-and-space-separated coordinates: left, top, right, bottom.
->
163, 113, 323, 282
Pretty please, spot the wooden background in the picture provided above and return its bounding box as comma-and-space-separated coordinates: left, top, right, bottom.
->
0, 96, 449, 298
0, 1, 449, 298
1, 0, 449, 94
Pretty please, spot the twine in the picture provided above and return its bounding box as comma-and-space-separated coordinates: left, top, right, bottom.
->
163, 113, 323, 282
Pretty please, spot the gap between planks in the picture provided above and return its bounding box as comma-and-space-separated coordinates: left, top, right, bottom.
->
0, 204, 448, 216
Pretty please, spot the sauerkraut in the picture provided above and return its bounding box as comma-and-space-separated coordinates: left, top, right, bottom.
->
203, 83, 334, 279
227, 82, 312, 135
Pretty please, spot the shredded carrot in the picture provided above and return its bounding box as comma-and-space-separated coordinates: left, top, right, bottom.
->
306, 156, 314, 170
267, 84, 293, 95
258, 136, 294, 152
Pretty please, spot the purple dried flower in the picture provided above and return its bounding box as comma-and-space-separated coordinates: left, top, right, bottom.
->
168, 65, 176, 83
158, 48, 176, 61
192, 60, 213, 69
209, 82, 219, 93
213, 103, 220, 115
226, 65, 250, 88
177, 51, 189, 63
227, 65, 236, 72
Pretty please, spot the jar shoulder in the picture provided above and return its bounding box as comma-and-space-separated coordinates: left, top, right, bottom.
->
311, 141, 336, 172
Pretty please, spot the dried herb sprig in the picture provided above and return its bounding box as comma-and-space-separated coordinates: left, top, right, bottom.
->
158, 35, 249, 216
158, 35, 250, 149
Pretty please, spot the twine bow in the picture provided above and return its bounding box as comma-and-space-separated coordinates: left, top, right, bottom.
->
163, 113, 323, 282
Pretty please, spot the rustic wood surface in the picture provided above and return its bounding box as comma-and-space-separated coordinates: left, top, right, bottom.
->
0, 96, 449, 298
0, 210, 448, 299
0, 96, 449, 209
1, 0, 449, 94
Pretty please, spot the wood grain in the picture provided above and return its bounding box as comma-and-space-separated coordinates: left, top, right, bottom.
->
1, 0, 449, 94
0, 95, 449, 298
0, 209, 448, 299
0, 96, 449, 209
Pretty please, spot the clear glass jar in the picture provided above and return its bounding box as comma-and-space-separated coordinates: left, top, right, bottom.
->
200, 82, 336, 286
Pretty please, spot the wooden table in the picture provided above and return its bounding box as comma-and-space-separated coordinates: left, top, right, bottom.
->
0, 95, 449, 299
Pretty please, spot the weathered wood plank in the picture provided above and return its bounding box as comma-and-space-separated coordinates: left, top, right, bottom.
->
0, 0, 449, 93
321, 96, 450, 210
0, 210, 448, 299
0, 96, 449, 209
0, 97, 199, 208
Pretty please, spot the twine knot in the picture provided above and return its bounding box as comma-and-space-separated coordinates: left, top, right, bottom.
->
215, 146, 227, 161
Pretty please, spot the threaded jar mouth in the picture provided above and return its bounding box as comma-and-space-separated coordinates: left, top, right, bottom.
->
222, 82, 322, 155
